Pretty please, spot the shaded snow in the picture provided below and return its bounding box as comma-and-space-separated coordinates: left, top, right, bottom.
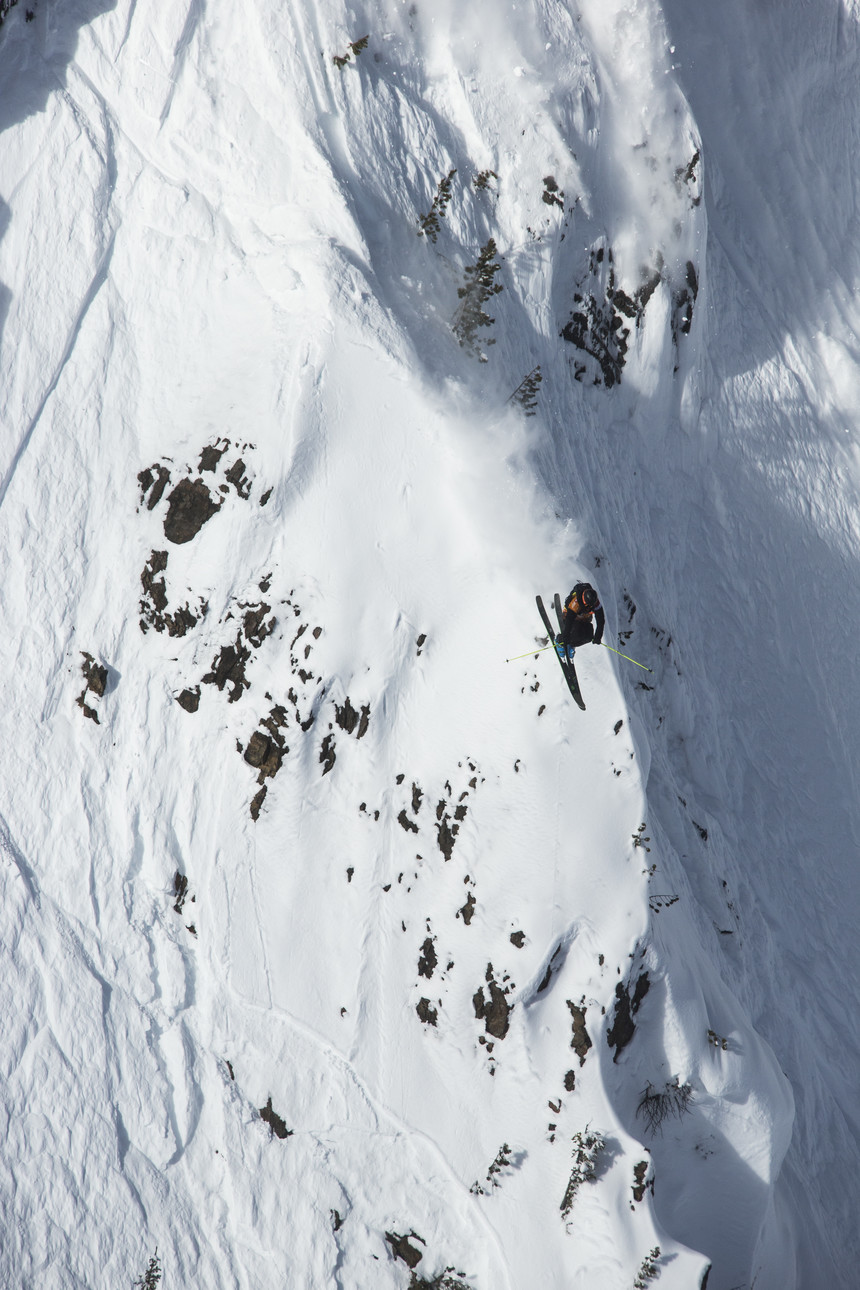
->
0, 0, 858, 1287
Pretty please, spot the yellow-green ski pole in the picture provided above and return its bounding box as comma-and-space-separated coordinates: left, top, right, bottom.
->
505, 643, 555, 663
600, 642, 653, 672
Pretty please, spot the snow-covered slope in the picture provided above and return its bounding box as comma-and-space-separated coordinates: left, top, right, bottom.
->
0, 0, 857, 1286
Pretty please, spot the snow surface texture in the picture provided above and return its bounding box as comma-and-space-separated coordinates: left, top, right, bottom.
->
0, 0, 857, 1285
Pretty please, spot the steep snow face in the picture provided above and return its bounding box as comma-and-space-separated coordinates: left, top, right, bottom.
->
2, 0, 856, 1286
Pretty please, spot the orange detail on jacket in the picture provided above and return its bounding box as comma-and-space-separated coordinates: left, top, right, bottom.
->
566, 593, 593, 619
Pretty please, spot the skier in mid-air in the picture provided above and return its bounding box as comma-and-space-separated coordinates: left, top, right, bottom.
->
557, 582, 604, 662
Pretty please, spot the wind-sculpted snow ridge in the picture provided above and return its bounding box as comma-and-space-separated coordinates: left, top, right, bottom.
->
6, 0, 860, 1285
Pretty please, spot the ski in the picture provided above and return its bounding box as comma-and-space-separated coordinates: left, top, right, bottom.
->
553, 591, 588, 708
536, 595, 586, 710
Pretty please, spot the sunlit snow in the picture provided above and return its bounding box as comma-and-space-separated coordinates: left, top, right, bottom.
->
1, 0, 859, 1287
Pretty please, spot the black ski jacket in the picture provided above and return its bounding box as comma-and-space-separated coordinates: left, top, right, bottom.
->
561, 583, 605, 648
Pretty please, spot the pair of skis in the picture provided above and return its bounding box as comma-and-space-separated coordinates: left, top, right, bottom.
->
536, 594, 586, 710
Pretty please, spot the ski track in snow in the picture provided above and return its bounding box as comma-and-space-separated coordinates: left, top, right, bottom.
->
0, 0, 858, 1286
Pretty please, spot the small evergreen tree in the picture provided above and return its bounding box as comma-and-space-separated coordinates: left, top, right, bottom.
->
133, 1250, 162, 1289
471, 1142, 514, 1193
508, 365, 542, 415
560, 1127, 605, 1219
417, 170, 457, 242
452, 239, 504, 359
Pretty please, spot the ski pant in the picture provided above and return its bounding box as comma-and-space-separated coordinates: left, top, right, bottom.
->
562, 618, 595, 648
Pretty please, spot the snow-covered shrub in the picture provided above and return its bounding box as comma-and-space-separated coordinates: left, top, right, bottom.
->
409, 1271, 471, 1290
560, 1127, 605, 1219
332, 35, 368, 68
473, 169, 498, 193
633, 1246, 661, 1286
452, 239, 504, 359
636, 1078, 693, 1135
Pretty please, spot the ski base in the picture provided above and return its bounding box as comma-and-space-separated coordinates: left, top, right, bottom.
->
536, 595, 586, 710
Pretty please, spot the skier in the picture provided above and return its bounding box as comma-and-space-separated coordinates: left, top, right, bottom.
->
557, 582, 604, 663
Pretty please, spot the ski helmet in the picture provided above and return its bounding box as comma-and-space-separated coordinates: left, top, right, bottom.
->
580, 585, 599, 610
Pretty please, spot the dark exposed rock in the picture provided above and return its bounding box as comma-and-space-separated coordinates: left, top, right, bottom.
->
632, 970, 651, 1010
416, 998, 438, 1026
225, 458, 251, 498
336, 698, 360, 734
76, 695, 99, 723
202, 638, 251, 702
176, 687, 200, 713
436, 814, 458, 861
173, 871, 188, 914
163, 477, 221, 544
261, 704, 288, 738
250, 786, 267, 820
564, 1069, 576, 1092
458, 892, 476, 925
167, 602, 205, 637
140, 549, 169, 615
542, 175, 564, 208
335, 697, 370, 738
385, 1232, 424, 1269
242, 602, 276, 648
398, 809, 419, 834
77, 651, 109, 723
80, 651, 108, 698
140, 549, 206, 637
632, 1160, 653, 1203
566, 999, 593, 1066
138, 463, 171, 510
320, 733, 336, 775
671, 261, 698, 342
473, 978, 511, 1040
675, 148, 701, 191
198, 441, 228, 472
243, 732, 283, 780
510, 930, 526, 948
417, 938, 437, 979
259, 1095, 292, 1140
607, 971, 650, 1062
